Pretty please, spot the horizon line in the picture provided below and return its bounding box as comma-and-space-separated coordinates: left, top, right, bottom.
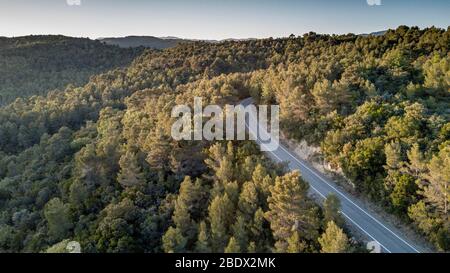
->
2, 25, 448, 41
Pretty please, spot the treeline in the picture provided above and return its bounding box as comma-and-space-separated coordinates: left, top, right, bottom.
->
0, 35, 144, 105
0, 26, 448, 252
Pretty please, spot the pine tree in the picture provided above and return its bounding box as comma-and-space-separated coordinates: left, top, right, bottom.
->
318, 221, 349, 253
205, 143, 235, 183
247, 241, 257, 253
424, 145, 449, 215
44, 198, 73, 241
232, 215, 248, 250
117, 150, 145, 188
175, 176, 204, 222
407, 144, 426, 177
322, 194, 344, 227
265, 171, 321, 252
195, 221, 211, 253
312, 79, 354, 115
216, 156, 234, 183
172, 202, 195, 241
224, 181, 240, 205
286, 232, 307, 253
388, 172, 417, 214
385, 141, 404, 170
238, 181, 259, 221
224, 237, 241, 253
162, 227, 187, 253
252, 164, 272, 198
208, 193, 234, 252
408, 200, 437, 236
172, 176, 206, 243
145, 127, 172, 172
240, 156, 256, 181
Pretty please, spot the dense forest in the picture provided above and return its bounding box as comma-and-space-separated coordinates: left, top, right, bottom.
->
0, 26, 448, 253
0, 35, 144, 105
98, 36, 187, 49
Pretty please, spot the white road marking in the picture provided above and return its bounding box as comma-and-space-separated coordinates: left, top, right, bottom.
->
340, 211, 391, 253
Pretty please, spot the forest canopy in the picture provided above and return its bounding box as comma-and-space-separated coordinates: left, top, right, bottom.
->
0, 35, 144, 105
0, 26, 448, 253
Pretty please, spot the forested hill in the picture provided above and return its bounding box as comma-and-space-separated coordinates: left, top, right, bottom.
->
0, 26, 448, 253
0, 35, 144, 105
98, 36, 188, 49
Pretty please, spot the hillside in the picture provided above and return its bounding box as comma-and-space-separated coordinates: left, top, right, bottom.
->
0, 26, 448, 253
98, 36, 188, 49
0, 35, 144, 105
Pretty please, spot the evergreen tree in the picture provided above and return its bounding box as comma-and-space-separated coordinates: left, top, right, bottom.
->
224, 237, 241, 253
286, 232, 307, 253
232, 215, 248, 250
117, 150, 145, 188
247, 242, 257, 253
318, 221, 349, 253
388, 172, 417, 214
407, 144, 426, 177
208, 194, 234, 252
216, 156, 234, 183
145, 127, 172, 172
44, 198, 73, 242
322, 194, 344, 227
195, 221, 211, 253
252, 164, 272, 198
238, 181, 259, 221
265, 171, 321, 252
424, 145, 449, 215
385, 141, 404, 170
162, 227, 187, 253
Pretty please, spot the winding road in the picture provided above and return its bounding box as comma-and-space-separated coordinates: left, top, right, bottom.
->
241, 98, 424, 253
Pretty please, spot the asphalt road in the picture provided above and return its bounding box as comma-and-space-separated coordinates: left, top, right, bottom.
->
241, 98, 424, 253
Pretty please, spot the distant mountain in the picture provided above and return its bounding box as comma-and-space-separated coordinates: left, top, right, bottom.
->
360, 30, 388, 37
97, 36, 263, 49
98, 36, 190, 49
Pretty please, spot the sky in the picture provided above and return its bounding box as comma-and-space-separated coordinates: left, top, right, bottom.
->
0, 0, 449, 40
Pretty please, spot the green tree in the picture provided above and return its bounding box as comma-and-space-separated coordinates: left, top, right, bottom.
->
265, 171, 320, 252
388, 172, 417, 214
208, 193, 234, 252
145, 127, 172, 172
173, 177, 204, 240
385, 141, 404, 170
232, 215, 248, 251
94, 198, 141, 253
195, 221, 211, 253
423, 145, 450, 216
318, 221, 349, 253
251, 164, 272, 198
224, 237, 241, 253
407, 144, 426, 177
162, 227, 187, 253
408, 201, 440, 239
44, 198, 72, 241
117, 150, 145, 188
286, 232, 307, 253
238, 181, 259, 221
322, 194, 344, 227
